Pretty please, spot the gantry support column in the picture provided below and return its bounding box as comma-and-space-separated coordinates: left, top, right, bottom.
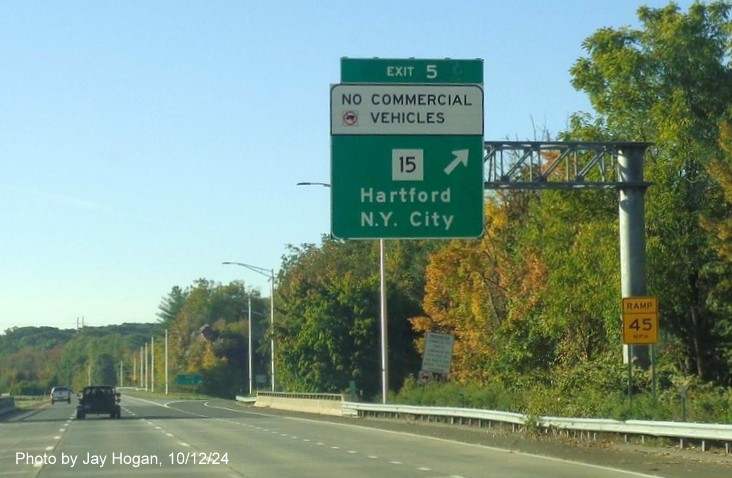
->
618, 143, 651, 367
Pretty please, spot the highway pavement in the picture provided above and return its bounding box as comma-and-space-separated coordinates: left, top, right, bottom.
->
0, 392, 715, 478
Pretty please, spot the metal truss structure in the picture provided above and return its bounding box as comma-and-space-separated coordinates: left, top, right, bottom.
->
484, 141, 652, 190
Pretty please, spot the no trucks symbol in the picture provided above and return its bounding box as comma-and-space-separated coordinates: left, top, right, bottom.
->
342, 110, 358, 126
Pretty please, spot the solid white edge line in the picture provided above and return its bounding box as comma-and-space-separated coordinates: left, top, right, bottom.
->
125, 395, 661, 478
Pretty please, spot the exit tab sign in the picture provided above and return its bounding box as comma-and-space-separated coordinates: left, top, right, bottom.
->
341, 58, 483, 84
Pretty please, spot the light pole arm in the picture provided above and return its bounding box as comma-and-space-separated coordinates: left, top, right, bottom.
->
222, 260, 276, 392
222, 261, 273, 280
296, 182, 331, 188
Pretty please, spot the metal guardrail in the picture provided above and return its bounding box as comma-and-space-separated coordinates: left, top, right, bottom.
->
235, 393, 732, 453
343, 402, 732, 453
257, 391, 342, 401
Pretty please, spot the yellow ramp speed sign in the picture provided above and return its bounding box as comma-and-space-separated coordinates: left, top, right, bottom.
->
622, 296, 659, 345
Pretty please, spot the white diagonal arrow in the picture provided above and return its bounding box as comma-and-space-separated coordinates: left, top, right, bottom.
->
444, 149, 469, 175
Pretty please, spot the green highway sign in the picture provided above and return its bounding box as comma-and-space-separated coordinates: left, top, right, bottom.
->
175, 374, 203, 386
341, 58, 483, 84
331, 135, 484, 238
331, 57, 484, 239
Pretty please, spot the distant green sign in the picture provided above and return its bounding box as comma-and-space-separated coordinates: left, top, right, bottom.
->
176, 374, 203, 386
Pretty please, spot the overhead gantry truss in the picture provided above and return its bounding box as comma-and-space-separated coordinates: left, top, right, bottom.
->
484, 141, 652, 190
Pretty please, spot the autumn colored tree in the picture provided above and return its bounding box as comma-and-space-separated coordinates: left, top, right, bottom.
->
700, 120, 732, 371
703, 120, 732, 263
410, 199, 509, 382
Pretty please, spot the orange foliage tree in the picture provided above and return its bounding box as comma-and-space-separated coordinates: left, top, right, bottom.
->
410, 199, 510, 382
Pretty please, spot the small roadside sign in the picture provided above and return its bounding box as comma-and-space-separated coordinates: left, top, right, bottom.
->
622, 296, 659, 345
421, 331, 454, 374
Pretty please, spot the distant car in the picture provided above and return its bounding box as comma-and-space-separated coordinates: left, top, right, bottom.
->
76, 385, 121, 419
50, 386, 72, 404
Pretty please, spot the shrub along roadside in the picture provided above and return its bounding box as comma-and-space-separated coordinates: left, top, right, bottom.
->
393, 377, 732, 424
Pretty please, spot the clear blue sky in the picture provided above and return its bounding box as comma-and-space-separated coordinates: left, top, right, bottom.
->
0, 0, 693, 331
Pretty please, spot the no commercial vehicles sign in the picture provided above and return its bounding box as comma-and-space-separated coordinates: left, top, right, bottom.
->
331, 84, 483, 136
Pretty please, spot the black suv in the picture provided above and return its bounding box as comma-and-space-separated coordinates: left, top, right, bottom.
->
76, 385, 121, 419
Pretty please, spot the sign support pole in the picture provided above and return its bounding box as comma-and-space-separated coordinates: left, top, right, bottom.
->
379, 238, 388, 404
618, 144, 651, 368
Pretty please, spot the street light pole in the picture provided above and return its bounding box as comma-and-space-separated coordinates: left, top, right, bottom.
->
248, 297, 253, 395
223, 261, 276, 392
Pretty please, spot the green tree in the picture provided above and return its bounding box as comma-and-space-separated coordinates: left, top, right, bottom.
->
160, 279, 255, 396
93, 353, 117, 385
157, 286, 187, 328
570, 1, 732, 382
275, 237, 431, 398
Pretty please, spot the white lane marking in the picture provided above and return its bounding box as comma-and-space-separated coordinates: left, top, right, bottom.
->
166, 433, 174, 437
389, 460, 402, 465
417, 467, 431, 471
45, 446, 54, 451
254, 414, 662, 478
178, 442, 190, 447
132, 394, 651, 477
53, 436, 61, 440
122, 395, 210, 418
